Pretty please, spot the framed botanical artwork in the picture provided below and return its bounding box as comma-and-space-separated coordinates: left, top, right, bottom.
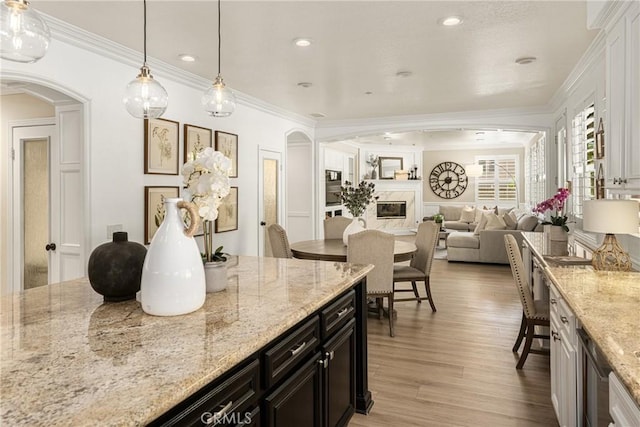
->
215, 130, 238, 178
216, 186, 238, 233
184, 124, 212, 161
144, 186, 179, 244
144, 118, 179, 175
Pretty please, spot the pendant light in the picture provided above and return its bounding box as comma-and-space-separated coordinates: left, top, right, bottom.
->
0, 0, 50, 63
202, 0, 236, 117
123, 0, 168, 119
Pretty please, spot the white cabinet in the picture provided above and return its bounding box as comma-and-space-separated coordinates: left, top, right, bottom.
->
606, 2, 640, 191
609, 371, 640, 426
549, 283, 578, 427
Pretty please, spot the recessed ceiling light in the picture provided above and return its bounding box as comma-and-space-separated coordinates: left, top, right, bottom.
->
293, 38, 312, 47
439, 16, 463, 26
178, 54, 197, 62
297, 82, 313, 88
310, 112, 326, 118
515, 56, 537, 65
476, 131, 485, 135
396, 70, 412, 78
365, 91, 373, 95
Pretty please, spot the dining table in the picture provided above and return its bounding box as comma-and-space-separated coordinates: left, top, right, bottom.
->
290, 238, 417, 262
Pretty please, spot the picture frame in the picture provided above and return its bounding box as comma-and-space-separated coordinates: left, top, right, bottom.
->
184, 124, 212, 161
595, 118, 604, 159
215, 131, 238, 177
144, 118, 179, 175
378, 157, 404, 179
144, 186, 179, 244
215, 186, 238, 233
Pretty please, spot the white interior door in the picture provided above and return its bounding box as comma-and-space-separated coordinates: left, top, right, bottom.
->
12, 123, 56, 291
258, 149, 283, 256
10, 105, 84, 292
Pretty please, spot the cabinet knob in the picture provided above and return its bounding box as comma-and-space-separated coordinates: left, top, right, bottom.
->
550, 298, 557, 305
45, 243, 56, 251
552, 331, 561, 342
561, 316, 568, 324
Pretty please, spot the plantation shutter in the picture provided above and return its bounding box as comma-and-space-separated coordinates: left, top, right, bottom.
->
571, 102, 595, 217
475, 157, 518, 204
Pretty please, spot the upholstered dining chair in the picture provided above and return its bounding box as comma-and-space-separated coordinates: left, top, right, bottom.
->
392, 221, 439, 312
504, 234, 550, 369
267, 224, 292, 259
347, 230, 396, 337
323, 216, 352, 239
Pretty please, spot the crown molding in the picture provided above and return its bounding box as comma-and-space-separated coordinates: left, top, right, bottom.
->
42, 14, 316, 128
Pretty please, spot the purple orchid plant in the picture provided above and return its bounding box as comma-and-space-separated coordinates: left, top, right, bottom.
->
533, 187, 571, 232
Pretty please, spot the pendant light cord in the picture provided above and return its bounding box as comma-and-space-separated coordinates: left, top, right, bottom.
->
217, 0, 221, 76
143, 0, 148, 65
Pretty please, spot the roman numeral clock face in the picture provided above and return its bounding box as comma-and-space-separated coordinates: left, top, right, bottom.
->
429, 161, 468, 199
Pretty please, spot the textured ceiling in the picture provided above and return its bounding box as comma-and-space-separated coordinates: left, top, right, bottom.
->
33, 1, 599, 122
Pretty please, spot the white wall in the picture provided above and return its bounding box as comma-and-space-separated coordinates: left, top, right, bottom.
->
1, 34, 313, 286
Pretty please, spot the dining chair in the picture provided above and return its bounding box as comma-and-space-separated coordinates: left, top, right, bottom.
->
267, 224, 293, 259
392, 221, 439, 312
504, 234, 550, 369
347, 230, 396, 337
323, 216, 352, 239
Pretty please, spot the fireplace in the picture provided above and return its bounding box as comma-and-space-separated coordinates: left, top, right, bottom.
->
377, 201, 407, 219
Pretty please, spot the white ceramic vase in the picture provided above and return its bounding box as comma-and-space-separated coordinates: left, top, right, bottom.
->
343, 217, 367, 245
204, 261, 227, 293
140, 198, 205, 316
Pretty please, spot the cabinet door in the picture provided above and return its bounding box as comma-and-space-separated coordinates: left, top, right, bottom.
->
626, 7, 640, 188
323, 320, 356, 427
559, 328, 577, 427
264, 353, 323, 427
606, 17, 626, 186
550, 314, 563, 424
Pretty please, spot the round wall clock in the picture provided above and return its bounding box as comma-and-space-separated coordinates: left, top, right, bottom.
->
429, 161, 468, 199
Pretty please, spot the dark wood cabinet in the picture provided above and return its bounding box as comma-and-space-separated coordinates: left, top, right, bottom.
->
264, 353, 324, 426
152, 284, 369, 427
323, 320, 356, 427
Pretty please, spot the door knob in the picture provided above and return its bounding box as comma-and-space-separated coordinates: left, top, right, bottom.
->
260, 221, 266, 226
45, 243, 56, 251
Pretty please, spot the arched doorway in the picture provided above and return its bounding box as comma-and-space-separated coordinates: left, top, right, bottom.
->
1, 79, 87, 294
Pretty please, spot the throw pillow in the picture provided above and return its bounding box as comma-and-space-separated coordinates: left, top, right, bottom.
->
485, 213, 507, 230
503, 211, 518, 230
474, 208, 494, 224
459, 206, 476, 223
497, 206, 514, 217
516, 214, 540, 231
473, 212, 490, 235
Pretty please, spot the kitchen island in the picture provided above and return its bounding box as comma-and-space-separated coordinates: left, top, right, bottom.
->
1, 256, 374, 426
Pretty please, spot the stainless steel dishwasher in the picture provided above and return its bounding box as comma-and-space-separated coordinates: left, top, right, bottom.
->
577, 327, 613, 427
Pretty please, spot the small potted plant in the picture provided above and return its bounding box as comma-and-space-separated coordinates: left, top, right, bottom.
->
201, 245, 230, 293
533, 187, 571, 241
339, 180, 376, 244
433, 213, 444, 224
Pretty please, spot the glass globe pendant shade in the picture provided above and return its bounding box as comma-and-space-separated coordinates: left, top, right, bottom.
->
123, 65, 168, 119
201, 75, 236, 118
0, 0, 50, 63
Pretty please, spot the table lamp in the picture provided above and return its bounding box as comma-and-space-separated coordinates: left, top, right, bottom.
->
583, 200, 639, 271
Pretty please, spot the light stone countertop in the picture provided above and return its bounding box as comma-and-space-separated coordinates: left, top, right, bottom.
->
522, 232, 640, 406
0, 256, 372, 426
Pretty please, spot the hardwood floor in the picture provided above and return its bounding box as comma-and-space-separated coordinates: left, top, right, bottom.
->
350, 259, 558, 426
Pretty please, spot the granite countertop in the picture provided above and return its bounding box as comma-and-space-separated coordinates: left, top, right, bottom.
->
0, 256, 372, 426
522, 232, 640, 405
545, 267, 640, 407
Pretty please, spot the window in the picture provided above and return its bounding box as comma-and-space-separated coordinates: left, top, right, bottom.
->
527, 134, 546, 206
474, 156, 518, 205
571, 102, 596, 217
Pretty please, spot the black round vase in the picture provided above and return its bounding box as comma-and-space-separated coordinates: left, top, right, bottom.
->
88, 232, 147, 302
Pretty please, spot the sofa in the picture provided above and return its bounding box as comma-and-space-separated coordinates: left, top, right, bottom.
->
425, 205, 516, 232
445, 209, 542, 264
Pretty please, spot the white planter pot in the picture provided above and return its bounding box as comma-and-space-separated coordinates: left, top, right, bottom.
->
544, 224, 568, 242
204, 261, 228, 293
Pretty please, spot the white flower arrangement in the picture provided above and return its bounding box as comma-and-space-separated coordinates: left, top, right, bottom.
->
182, 147, 232, 262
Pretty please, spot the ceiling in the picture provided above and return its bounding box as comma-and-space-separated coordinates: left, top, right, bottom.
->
32, 0, 599, 122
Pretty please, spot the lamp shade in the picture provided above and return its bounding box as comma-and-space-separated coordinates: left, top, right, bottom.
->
0, 0, 50, 63
583, 200, 639, 234
465, 164, 483, 177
